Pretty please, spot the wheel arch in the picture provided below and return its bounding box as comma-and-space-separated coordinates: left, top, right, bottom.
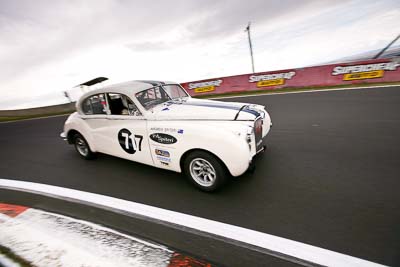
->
179, 148, 232, 176
67, 129, 81, 144
66, 129, 95, 153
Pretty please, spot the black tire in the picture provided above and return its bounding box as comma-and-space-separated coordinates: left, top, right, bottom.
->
73, 133, 96, 160
183, 151, 228, 192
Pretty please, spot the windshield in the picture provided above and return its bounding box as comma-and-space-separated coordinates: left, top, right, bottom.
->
162, 84, 188, 99
135, 84, 188, 110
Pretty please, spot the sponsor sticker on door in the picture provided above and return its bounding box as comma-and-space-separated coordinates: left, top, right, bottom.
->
150, 133, 177, 144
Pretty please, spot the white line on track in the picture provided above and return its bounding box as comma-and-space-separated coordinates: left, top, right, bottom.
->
0, 179, 387, 267
208, 84, 400, 100
0, 113, 70, 124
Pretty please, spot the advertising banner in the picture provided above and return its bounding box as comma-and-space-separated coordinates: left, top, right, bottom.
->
181, 58, 400, 96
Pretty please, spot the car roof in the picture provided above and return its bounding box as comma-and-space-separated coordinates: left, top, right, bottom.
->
80, 80, 177, 98
76, 80, 177, 113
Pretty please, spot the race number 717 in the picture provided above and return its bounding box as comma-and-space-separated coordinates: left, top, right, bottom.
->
118, 129, 143, 154
121, 133, 143, 151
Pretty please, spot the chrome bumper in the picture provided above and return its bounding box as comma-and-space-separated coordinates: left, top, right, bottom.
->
60, 132, 67, 141
256, 145, 266, 155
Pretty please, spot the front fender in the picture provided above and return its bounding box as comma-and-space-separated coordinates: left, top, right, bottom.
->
148, 121, 252, 177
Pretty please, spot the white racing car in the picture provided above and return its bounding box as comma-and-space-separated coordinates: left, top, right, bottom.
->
60, 80, 271, 191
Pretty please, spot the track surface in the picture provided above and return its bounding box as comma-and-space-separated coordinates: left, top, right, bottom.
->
1, 86, 400, 266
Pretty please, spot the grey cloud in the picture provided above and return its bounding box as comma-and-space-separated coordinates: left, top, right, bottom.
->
123, 0, 332, 52
0, 0, 388, 84
181, 0, 339, 40
0, 0, 212, 81
126, 41, 172, 52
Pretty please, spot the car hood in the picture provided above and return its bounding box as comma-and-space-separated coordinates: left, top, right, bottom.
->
149, 98, 261, 121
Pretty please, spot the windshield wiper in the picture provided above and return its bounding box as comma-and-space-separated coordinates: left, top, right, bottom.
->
234, 105, 249, 120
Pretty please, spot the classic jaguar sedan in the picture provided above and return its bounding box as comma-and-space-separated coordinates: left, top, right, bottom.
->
60, 80, 271, 191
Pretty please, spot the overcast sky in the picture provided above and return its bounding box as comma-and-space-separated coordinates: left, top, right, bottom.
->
1, 0, 400, 109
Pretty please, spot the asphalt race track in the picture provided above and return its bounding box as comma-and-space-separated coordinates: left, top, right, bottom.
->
1, 86, 400, 266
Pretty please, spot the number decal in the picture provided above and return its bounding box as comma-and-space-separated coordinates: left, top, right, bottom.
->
134, 135, 143, 151
118, 129, 143, 154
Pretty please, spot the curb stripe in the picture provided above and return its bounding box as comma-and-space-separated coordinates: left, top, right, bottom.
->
0, 202, 212, 267
0, 203, 29, 218
0, 179, 387, 267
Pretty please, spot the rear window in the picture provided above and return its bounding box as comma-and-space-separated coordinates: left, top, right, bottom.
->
82, 94, 107, 115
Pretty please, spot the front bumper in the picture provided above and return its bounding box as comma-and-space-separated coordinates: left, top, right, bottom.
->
60, 132, 67, 141
256, 145, 266, 155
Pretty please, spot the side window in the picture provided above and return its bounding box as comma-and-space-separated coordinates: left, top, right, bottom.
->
107, 93, 142, 116
82, 94, 107, 115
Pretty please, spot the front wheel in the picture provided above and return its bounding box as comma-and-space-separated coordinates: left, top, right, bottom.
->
183, 151, 228, 192
73, 133, 96, 160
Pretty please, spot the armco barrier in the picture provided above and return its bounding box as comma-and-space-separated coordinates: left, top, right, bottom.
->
181, 58, 400, 96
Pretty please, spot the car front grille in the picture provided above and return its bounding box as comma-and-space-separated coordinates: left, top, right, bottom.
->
254, 117, 263, 148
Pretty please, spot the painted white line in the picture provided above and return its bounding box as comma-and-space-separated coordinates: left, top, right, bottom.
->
0, 179, 387, 267
0, 207, 172, 267
208, 84, 400, 100
0, 113, 70, 124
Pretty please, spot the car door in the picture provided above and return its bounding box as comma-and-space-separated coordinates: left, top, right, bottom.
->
79, 93, 110, 152
102, 93, 153, 166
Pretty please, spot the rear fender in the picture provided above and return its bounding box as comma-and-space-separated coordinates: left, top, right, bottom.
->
64, 113, 97, 152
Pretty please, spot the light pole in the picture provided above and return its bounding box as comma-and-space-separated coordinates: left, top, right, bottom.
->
63, 91, 72, 103
373, 33, 400, 59
245, 22, 255, 73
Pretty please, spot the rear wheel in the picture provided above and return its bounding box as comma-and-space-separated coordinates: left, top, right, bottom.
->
73, 133, 96, 160
184, 151, 228, 192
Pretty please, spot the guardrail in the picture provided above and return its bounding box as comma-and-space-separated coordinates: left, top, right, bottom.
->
181, 57, 400, 96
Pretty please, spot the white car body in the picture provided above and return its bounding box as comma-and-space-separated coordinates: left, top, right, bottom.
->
61, 80, 271, 189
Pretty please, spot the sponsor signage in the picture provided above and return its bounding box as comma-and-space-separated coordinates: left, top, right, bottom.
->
150, 127, 184, 134
150, 133, 177, 144
181, 58, 400, 96
155, 149, 170, 157
332, 62, 400, 81
188, 79, 223, 93
249, 71, 296, 87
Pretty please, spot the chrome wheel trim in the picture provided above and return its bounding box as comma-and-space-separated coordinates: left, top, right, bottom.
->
75, 137, 89, 157
189, 158, 216, 187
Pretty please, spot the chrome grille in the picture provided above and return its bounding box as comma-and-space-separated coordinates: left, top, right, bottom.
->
254, 117, 263, 148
